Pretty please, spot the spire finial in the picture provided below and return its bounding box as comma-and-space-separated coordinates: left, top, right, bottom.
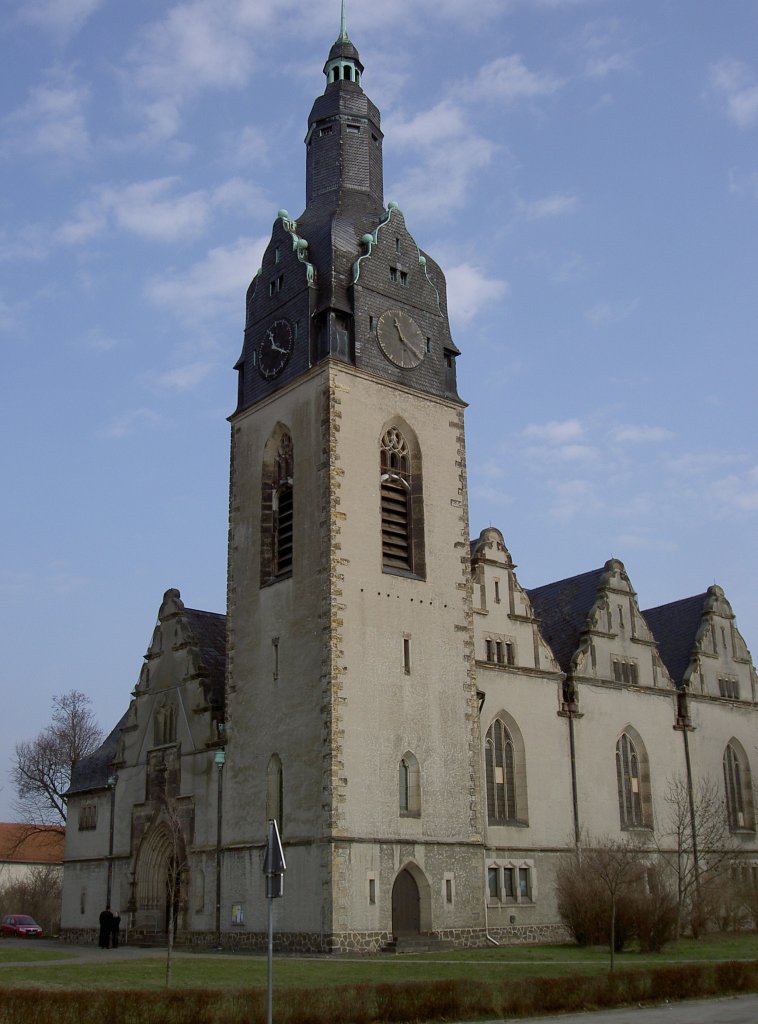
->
339, 0, 349, 42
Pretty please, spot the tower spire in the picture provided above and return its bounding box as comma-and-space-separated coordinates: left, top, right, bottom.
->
339, 0, 348, 42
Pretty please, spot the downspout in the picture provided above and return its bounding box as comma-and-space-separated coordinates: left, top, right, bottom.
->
561, 675, 581, 852
483, 849, 500, 946
677, 690, 700, 903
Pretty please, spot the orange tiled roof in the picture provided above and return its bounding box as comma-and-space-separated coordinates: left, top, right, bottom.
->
0, 823, 65, 865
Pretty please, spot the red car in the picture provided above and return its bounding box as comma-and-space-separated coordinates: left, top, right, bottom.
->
0, 915, 44, 938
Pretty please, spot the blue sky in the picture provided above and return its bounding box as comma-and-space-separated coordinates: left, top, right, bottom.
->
1, 0, 757, 820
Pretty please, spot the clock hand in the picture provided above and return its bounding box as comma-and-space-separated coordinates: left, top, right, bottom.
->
269, 341, 287, 353
393, 318, 422, 359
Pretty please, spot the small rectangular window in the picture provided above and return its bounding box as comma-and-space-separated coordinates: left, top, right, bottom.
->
400, 271, 408, 286
495, 641, 504, 664
369, 315, 374, 334
396, 237, 401, 253
274, 247, 280, 264
519, 867, 531, 899
320, 126, 333, 136
346, 124, 361, 133
487, 866, 499, 899
494, 580, 501, 603
445, 878, 453, 904
485, 639, 494, 662
389, 267, 398, 283
426, 337, 431, 353
403, 636, 411, 675
618, 605, 624, 630
368, 878, 376, 904
503, 867, 515, 899
505, 642, 515, 666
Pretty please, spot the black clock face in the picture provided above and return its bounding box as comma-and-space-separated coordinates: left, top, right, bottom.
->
377, 310, 426, 369
258, 319, 293, 379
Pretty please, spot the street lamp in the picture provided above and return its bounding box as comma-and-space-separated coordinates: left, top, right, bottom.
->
214, 750, 225, 945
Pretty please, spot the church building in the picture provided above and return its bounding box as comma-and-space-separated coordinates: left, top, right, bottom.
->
61, 15, 758, 951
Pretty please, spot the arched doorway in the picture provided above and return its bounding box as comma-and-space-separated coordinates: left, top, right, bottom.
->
392, 869, 421, 935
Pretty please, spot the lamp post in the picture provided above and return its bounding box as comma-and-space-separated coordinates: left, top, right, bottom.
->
214, 750, 225, 946
106, 773, 117, 907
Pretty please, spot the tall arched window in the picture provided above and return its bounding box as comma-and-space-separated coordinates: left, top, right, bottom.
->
616, 729, 652, 829
379, 423, 425, 576
266, 754, 283, 831
485, 719, 516, 823
261, 427, 294, 584
723, 740, 754, 831
399, 752, 421, 817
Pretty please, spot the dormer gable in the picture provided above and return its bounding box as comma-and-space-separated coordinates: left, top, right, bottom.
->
644, 585, 757, 703
528, 558, 673, 693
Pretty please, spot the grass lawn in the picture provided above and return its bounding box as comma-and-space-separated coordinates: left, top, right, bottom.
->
0, 932, 755, 990
0, 948, 77, 965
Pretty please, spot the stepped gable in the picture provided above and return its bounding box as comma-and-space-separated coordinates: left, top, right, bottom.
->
643, 592, 708, 687
526, 567, 606, 674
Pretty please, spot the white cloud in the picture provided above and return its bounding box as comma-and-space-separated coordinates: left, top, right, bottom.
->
712, 466, 758, 512
614, 424, 674, 444
461, 54, 563, 104
709, 58, 758, 129
100, 408, 162, 439
550, 478, 603, 521
585, 298, 638, 327
3, 69, 91, 160
146, 235, 269, 323
518, 193, 578, 220
523, 419, 584, 444
58, 176, 267, 245
445, 263, 509, 324
18, 0, 104, 40
155, 361, 215, 392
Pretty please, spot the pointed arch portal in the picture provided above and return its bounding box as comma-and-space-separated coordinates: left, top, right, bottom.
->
391, 869, 420, 935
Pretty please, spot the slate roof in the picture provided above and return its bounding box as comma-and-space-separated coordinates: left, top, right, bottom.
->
526, 567, 607, 674
67, 713, 127, 797
184, 607, 226, 709
0, 823, 65, 865
643, 593, 708, 686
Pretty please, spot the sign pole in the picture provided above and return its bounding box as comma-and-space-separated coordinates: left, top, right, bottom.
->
263, 818, 286, 1024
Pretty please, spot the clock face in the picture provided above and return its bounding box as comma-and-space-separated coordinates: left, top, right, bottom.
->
258, 319, 293, 379
377, 310, 426, 369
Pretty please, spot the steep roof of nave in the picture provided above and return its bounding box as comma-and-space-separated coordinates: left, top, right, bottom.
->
182, 606, 226, 709
68, 712, 128, 797
525, 566, 607, 674
642, 592, 710, 686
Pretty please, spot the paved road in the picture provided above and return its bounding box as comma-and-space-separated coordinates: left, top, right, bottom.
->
460, 994, 758, 1024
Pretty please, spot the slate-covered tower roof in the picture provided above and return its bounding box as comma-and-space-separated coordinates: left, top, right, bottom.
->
234, 11, 461, 411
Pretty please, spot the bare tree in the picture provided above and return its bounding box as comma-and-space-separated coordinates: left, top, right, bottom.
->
656, 775, 733, 937
12, 691, 103, 825
583, 837, 646, 971
160, 796, 190, 988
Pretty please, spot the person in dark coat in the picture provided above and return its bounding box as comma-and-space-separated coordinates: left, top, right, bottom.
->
110, 910, 121, 949
99, 906, 113, 949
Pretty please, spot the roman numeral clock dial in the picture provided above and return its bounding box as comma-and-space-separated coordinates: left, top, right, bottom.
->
377, 309, 426, 369
258, 319, 293, 379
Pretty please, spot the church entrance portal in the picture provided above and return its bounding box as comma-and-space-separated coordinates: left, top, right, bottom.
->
391, 869, 421, 935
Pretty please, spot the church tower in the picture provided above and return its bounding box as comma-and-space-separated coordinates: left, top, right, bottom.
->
223, 9, 484, 950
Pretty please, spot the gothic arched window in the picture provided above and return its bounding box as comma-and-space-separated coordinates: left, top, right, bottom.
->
399, 752, 421, 817
616, 729, 652, 829
723, 740, 754, 831
380, 424, 425, 576
485, 714, 528, 826
261, 427, 294, 584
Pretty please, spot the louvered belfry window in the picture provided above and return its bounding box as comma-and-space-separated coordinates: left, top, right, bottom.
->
274, 433, 294, 575
380, 427, 412, 571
